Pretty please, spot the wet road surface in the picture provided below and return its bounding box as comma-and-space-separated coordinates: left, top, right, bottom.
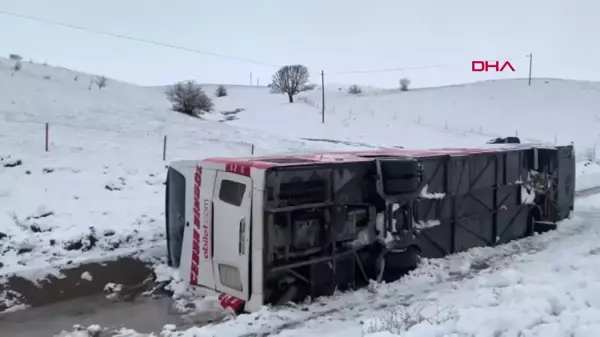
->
0, 294, 184, 336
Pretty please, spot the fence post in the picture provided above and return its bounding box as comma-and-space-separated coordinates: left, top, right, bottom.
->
163, 135, 167, 161
251, 144, 255, 155
45, 123, 49, 152
445, 120, 448, 129
479, 126, 482, 135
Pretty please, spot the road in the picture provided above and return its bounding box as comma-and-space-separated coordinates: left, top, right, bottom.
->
0, 294, 184, 336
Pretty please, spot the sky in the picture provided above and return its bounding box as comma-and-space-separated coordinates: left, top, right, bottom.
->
0, 0, 597, 88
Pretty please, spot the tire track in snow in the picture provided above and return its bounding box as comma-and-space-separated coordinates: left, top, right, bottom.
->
575, 185, 600, 198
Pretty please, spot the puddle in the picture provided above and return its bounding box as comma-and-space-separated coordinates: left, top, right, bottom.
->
0, 294, 184, 336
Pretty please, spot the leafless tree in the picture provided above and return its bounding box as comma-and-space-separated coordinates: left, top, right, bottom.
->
12, 61, 22, 72
270, 65, 310, 103
95, 76, 108, 90
166, 80, 213, 116
400, 78, 411, 91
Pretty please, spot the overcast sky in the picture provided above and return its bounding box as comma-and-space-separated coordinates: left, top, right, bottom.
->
0, 0, 596, 88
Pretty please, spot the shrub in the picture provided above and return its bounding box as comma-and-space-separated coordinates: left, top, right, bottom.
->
400, 78, 411, 91
166, 81, 213, 116
95, 76, 108, 90
215, 85, 228, 97
348, 84, 362, 94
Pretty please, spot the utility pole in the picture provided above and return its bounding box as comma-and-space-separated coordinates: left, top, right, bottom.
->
321, 70, 325, 124
528, 53, 533, 86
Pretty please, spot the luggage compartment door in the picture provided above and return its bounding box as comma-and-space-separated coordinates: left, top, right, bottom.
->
212, 171, 252, 300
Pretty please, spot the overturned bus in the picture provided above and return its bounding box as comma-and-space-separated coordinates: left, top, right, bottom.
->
165, 144, 575, 313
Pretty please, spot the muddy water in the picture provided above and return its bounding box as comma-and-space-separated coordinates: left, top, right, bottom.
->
0, 294, 185, 336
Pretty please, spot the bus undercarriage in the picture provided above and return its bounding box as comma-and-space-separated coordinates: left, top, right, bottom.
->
260, 146, 575, 305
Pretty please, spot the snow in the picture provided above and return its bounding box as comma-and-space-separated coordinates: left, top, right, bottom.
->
103, 282, 123, 293
230, 78, 600, 160
414, 220, 441, 230
521, 185, 536, 204
419, 185, 445, 199
80, 271, 93, 281
3, 57, 600, 335
54, 324, 105, 337
54, 324, 154, 337
577, 161, 600, 192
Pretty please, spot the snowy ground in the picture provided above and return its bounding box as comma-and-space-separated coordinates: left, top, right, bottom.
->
2, 57, 600, 336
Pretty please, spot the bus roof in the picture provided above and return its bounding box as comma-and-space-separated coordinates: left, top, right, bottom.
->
202, 144, 553, 169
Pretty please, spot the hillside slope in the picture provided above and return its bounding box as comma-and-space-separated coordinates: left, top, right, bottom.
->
220, 78, 600, 159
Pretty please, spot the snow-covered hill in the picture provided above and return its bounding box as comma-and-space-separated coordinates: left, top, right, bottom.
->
232, 78, 600, 159
3, 57, 600, 336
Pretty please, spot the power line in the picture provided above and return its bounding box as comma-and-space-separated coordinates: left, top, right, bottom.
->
0, 8, 532, 78
0, 9, 281, 68
328, 64, 450, 75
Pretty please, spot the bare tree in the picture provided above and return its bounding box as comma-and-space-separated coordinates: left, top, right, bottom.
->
95, 76, 108, 90
400, 78, 411, 92
12, 61, 22, 72
166, 80, 213, 116
215, 85, 228, 97
348, 84, 362, 95
270, 65, 310, 103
